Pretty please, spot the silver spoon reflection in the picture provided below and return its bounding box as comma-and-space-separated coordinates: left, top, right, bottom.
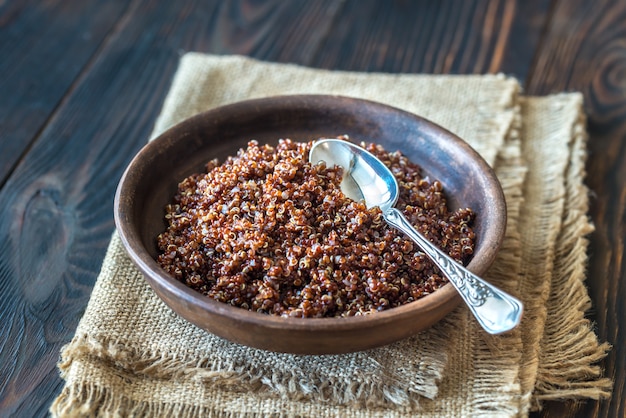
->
309, 139, 523, 334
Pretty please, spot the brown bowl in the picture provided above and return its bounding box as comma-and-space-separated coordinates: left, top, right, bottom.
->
114, 95, 506, 354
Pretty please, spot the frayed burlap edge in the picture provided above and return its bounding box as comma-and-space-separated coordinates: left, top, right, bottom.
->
51, 359, 424, 418
50, 345, 429, 417
531, 96, 612, 408
54, 327, 446, 409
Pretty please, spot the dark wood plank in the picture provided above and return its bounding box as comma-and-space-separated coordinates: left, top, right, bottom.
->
0, 0, 344, 415
207, 0, 345, 64
525, 0, 626, 417
0, 0, 132, 187
311, 0, 552, 78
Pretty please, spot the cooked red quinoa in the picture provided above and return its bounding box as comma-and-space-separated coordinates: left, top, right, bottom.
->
156, 138, 475, 318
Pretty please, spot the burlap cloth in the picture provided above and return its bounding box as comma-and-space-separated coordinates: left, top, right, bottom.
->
51, 54, 612, 417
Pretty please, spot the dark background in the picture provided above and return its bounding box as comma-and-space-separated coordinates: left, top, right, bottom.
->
0, 1, 624, 416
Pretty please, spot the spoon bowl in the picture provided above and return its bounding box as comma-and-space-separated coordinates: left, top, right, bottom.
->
310, 139, 523, 334
310, 139, 399, 212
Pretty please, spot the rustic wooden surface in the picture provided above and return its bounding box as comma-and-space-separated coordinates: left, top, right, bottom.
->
0, 0, 623, 416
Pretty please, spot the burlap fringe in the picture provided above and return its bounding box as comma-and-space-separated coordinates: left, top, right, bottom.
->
531, 102, 612, 409
56, 333, 428, 410
51, 382, 266, 418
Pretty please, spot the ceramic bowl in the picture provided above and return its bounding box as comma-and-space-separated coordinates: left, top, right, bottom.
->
114, 95, 506, 354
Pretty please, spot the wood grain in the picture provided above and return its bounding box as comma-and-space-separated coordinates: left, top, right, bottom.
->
526, 0, 626, 417
0, 0, 132, 187
312, 0, 552, 77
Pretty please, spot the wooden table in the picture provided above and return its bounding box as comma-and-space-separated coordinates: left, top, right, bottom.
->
0, 1, 623, 416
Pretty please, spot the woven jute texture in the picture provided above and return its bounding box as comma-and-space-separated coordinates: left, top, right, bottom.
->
51, 54, 612, 417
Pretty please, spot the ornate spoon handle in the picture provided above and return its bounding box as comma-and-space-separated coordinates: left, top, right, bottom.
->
384, 208, 523, 334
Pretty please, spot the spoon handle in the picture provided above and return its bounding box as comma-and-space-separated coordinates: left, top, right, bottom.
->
383, 208, 523, 334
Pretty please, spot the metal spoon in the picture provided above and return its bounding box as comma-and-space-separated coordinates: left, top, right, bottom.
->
309, 139, 523, 334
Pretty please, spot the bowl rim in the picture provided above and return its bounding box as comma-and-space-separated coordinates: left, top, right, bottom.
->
114, 94, 506, 334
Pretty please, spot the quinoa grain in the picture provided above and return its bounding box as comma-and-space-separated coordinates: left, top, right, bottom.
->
156, 138, 475, 318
